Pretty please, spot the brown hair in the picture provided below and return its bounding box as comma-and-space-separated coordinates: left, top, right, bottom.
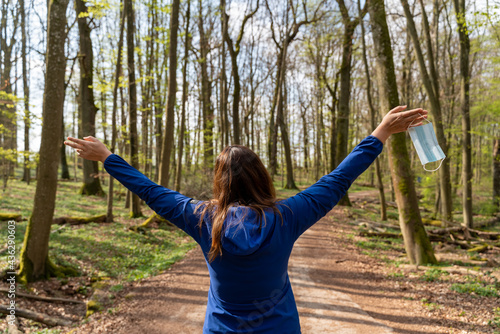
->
195, 145, 284, 262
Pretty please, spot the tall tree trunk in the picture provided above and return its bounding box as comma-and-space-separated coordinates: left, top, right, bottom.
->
275, 50, 297, 190
359, 0, 387, 220
158, 0, 180, 187
335, 19, 355, 206
401, 0, 453, 221
106, 1, 125, 223
75, 0, 104, 196
125, 0, 142, 217
198, 1, 214, 169
60, 112, 70, 179
453, 0, 473, 228
221, 1, 259, 145
21, 0, 31, 183
369, 0, 437, 265
174, 0, 190, 192
334, 0, 366, 206
19, 0, 75, 283
493, 138, 500, 210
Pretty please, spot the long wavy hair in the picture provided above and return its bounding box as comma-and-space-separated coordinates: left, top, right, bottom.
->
195, 145, 284, 262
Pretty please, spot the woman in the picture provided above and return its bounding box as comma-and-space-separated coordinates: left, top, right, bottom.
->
65, 105, 427, 333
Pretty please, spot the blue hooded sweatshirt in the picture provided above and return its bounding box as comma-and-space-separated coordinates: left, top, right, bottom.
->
103, 135, 383, 333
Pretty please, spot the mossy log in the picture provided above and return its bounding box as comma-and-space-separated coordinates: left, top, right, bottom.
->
53, 214, 107, 225
467, 244, 488, 253
0, 304, 73, 327
0, 213, 22, 221
0, 288, 85, 304
358, 231, 402, 239
86, 281, 113, 318
129, 213, 175, 232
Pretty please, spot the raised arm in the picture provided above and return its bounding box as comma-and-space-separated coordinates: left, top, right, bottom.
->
64, 136, 203, 242
279, 106, 428, 240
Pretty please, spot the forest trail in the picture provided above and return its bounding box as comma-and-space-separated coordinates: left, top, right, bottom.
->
72, 212, 393, 334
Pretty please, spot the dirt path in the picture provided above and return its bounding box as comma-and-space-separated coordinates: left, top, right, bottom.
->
72, 213, 394, 334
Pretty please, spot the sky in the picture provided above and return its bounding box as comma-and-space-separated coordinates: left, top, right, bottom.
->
12, 0, 500, 155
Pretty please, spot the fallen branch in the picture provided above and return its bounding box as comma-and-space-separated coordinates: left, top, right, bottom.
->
0, 213, 22, 222
52, 214, 107, 225
130, 213, 174, 232
358, 231, 402, 239
0, 289, 85, 304
0, 305, 73, 327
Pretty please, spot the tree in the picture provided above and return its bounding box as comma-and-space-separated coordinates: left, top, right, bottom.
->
198, 0, 215, 169
453, 0, 473, 228
19, 0, 77, 283
175, 0, 191, 192
400, 0, 453, 222
221, 0, 259, 145
106, 0, 126, 223
335, 0, 367, 206
21, 0, 31, 184
75, 0, 104, 196
158, 0, 181, 187
125, 0, 142, 217
368, 0, 437, 265
265, 0, 323, 187
359, 0, 386, 221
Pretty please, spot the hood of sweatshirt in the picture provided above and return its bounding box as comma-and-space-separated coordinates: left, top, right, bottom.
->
220, 205, 275, 256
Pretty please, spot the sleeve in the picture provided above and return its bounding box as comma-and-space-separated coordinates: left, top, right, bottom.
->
103, 154, 204, 243
278, 135, 384, 240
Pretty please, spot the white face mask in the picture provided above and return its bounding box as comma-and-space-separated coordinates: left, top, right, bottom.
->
407, 118, 446, 172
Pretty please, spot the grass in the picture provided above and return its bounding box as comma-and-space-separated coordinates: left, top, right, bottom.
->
420, 268, 450, 282
489, 307, 500, 329
0, 174, 196, 283
450, 275, 499, 298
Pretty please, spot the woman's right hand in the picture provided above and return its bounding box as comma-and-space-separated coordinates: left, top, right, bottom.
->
371, 105, 428, 144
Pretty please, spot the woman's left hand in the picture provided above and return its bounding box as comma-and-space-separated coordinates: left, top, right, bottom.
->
371, 106, 428, 144
64, 136, 112, 163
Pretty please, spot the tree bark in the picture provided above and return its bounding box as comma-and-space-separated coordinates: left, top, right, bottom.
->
158, 0, 180, 187
369, 0, 437, 265
19, 0, 72, 283
401, 0, 453, 221
174, 0, 190, 192
494, 138, 500, 210
221, 1, 259, 145
453, 0, 473, 228
106, 1, 125, 223
75, 0, 104, 196
21, 0, 31, 184
198, 1, 214, 169
125, 0, 142, 217
359, 0, 387, 220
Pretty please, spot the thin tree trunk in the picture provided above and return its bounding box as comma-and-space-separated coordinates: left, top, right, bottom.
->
369, 0, 437, 265
174, 0, 190, 192
401, 0, 453, 221
125, 0, 142, 217
158, 0, 180, 187
19, 0, 73, 283
106, 1, 125, 223
493, 138, 500, 210
198, 1, 214, 169
21, 0, 31, 184
75, 0, 104, 196
359, 0, 386, 220
453, 0, 473, 228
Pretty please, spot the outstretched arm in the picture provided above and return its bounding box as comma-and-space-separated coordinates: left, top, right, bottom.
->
64, 136, 203, 242
279, 106, 428, 240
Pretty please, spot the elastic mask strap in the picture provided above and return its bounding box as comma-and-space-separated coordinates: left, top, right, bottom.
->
407, 113, 431, 130
423, 158, 445, 172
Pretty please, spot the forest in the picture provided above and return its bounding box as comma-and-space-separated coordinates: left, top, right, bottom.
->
0, 0, 500, 332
